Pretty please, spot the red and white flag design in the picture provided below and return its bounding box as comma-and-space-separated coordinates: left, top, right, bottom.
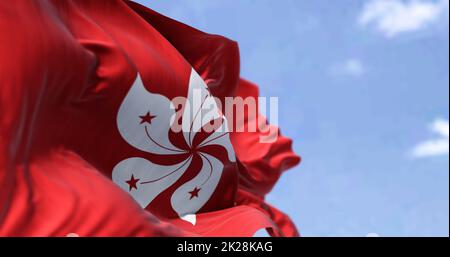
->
0, 0, 300, 237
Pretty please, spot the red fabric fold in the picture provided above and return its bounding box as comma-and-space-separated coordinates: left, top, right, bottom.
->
1, 150, 186, 237
168, 205, 278, 237
232, 79, 301, 197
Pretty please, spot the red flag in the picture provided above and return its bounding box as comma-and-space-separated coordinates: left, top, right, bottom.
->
0, 0, 300, 237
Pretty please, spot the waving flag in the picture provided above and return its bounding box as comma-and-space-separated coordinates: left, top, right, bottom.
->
0, 0, 300, 237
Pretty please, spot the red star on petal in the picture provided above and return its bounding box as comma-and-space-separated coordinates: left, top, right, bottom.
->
139, 111, 156, 125
188, 187, 201, 200
126, 174, 140, 191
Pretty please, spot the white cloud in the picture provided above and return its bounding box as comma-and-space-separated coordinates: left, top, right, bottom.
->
412, 119, 449, 158
359, 0, 449, 38
330, 58, 366, 78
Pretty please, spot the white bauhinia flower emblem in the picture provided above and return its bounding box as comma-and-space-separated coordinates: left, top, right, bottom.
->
112, 68, 236, 225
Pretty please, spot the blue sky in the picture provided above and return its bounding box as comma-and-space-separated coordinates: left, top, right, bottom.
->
137, 0, 449, 236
